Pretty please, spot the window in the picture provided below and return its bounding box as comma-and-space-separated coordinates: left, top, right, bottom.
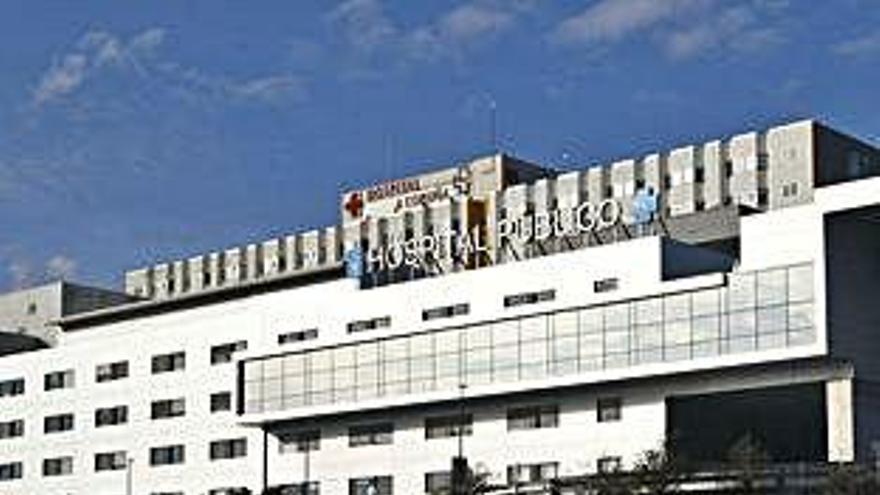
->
149, 445, 185, 466
210, 438, 248, 460
44, 413, 74, 434
597, 397, 622, 423
42, 456, 73, 477
507, 405, 559, 431
0, 378, 24, 398
503, 289, 555, 308
211, 392, 232, 413
279, 429, 320, 454
26, 302, 37, 314
782, 181, 799, 198
425, 471, 451, 494
0, 419, 23, 439
425, 414, 473, 439
694, 167, 705, 183
724, 159, 733, 177
597, 456, 622, 473
593, 278, 619, 293
278, 329, 318, 345
347, 316, 392, 333
349, 476, 392, 495
95, 451, 127, 472
211, 341, 248, 365
349, 422, 393, 447
0, 462, 22, 481
422, 303, 470, 322
95, 405, 128, 427
151, 398, 185, 419
210, 487, 262, 495
507, 462, 558, 484
44, 369, 75, 391
757, 152, 769, 171
152, 351, 186, 373
757, 187, 769, 207
96, 361, 128, 382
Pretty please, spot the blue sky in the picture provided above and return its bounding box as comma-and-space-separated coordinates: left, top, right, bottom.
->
0, 0, 878, 291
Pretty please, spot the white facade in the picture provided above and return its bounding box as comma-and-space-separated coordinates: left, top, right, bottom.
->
1, 119, 879, 495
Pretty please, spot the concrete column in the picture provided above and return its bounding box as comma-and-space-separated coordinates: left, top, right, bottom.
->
827, 378, 855, 462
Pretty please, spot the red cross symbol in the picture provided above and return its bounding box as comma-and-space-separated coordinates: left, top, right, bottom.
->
344, 192, 364, 218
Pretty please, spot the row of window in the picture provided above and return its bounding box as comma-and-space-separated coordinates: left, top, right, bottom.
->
277, 399, 621, 453
242, 263, 814, 415
0, 439, 248, 482
0, 392, 233, 440
0, 343, 246, 400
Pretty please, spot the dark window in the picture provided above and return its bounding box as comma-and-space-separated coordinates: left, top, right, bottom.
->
349, 422, 393, 447
425, 471, 451, 494
95, 405, 128, 427
757, 187, 769, 207
597, 397, 622, 423
210, 487, 266, 495
279, 430, 321, 454
507, 462, 558, 484
95, 451, 127, 472
149, 445, 185, 466
597, 456, 622, 473
503, 289, 555, 308
278, 329, 318, 345
151, 398, 186, 420
593, 278, 619, 293
724, 160, 733, 177
44, 369, 75, 391
694, 167, 705, 183
422, 303, 470, 322
349, 476, 392, 495
26, 302, 37, 315
96, 361, 128, 383
604, 185, 613, 198
0, 462, 22, 481
347, 316, 392, 334
152, 352, 186, 373
635, 178, 646, 190
0, 420, 23, 439
425, 414, 473, 439
209, 438, 247, 460
210, 392, 232, 413
507, 405, 559, 431
757, 152, 769, 171
663, 174, 672, 190
211, 341, 247, 365
695, 200, 706, 211
42, 456, 73, 477
44, 413, 74, 434
0, 378, 25, 398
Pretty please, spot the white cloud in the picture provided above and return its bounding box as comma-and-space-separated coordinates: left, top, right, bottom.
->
832, 31, 880, 57
32, 27, 166, 106
438, 4, 516, 41
328, 0, 397, 52
46, 255, 77, 281
551, 0, 710, 45
550, 0, 789, 60
33, 54, 89, 105
8, 259, 32, 289
327, 0, 532, 64
664, 4, 786, 59
230, 75, 307, 102
30, 27, 305, 108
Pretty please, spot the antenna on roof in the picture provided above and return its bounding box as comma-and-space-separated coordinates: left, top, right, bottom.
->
485, 94, 498, 154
